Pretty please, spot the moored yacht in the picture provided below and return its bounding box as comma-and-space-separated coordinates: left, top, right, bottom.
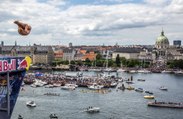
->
117, 68, 126, 72
137, 69, 151, 73
61, 84, 77, 90
174, 70, 183, 75
161, 70, 173, 73
88, 83, 104, 90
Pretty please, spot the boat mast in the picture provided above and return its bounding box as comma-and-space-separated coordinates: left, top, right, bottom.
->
106, 50, 109, 69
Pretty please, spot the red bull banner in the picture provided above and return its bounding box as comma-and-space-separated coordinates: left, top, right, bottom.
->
0, 56, 31, 73
0, 56, 30, 119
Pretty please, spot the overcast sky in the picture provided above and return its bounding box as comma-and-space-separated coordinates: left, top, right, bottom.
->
0, 0, 183, 46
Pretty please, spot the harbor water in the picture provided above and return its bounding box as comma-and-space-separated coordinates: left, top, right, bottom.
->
11, 71, 183, 119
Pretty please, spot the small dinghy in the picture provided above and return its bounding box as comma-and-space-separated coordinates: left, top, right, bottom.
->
49, 114, 58, 119
18, 115, 23, 119
84, 107, 100, 113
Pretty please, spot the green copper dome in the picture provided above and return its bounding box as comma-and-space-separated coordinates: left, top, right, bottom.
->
155, 30, 169, 49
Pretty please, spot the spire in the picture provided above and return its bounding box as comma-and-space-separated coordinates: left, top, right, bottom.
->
161, 28, 164, 36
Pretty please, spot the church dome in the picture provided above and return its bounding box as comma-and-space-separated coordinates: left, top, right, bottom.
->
155, 30, 169, 49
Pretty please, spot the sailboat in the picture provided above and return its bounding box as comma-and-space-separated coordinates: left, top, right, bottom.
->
102, 50, 115, 72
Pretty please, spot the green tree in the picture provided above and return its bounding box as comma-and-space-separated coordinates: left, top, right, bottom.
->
120, 57, 126, 67
85, 58, 92, 66
115, 54, 121, 67
96, 53, 102, 60
70, 60, 75, 65
76, 60, 83, 66
96, 60, 104, 67
108, 59, 114, 67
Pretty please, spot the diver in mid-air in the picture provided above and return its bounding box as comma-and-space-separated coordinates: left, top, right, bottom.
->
14, 20, 31, 36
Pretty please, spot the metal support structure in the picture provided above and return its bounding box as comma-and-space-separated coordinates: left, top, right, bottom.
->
7, 71, 10, 117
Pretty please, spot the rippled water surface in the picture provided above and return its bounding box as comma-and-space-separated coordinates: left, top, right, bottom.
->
11, 72, 183, 119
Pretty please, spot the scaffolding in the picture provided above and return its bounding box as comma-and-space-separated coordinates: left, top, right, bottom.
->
0, 71, 10, 117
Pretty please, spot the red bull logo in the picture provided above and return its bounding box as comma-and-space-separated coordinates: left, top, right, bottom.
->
0, 59, 16, 72
18, 59, 28, 69
0, 56, 31, 73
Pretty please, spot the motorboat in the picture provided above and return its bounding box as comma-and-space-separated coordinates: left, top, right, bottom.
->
61, 84, 76, 90
118, 83, 125, 90
88, 83, 104, 90
145, 91, 153, 95
65, 83, 78, 88
110, 82, 118, 87
30, 79, 47, 88
129, 70, 137, 73
174, 70, 183, 75
18, 115, 23, 119
88, 68, 102, 72
85, 107, 100, 113
135, 88, 144, 92
53, 83, 61, 87
159, 86, 168, 91
26, 101, 36, 107
102, 68, 116, 72
125, 80, 134, 84
161, 70, 173, 73
137, 69, 151, 73
44, 93, 60, 96
126, 86, 135, 90
45, 84, 54, 88
144, 95, 155, 99
137, 79, 145, 81
148, 101, 183, 109
117, 69, 126, 72
49, 114, 58, 119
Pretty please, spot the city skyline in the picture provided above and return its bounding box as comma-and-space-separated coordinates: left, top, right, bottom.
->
0, 0, 183, 46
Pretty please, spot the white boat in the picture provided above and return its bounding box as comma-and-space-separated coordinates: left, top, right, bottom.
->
117, 69, 126, 72
174, 70, 183, 75
88, 68, 102, 72
129, 70, 137, 73
137, 69, 151, 73
45, 84, 54, 88
31, 79, 47, 87
85, 107, 100, 113
61, 84, 76, 90
53, 83, 61, 87
102, 68, 116, 72
88, 83, 104, 90
110, 82, 118, 87
65, 83, 78, 88
26, 101, 36, 107
159, 86, 168, 91
161, 70, 173, 73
